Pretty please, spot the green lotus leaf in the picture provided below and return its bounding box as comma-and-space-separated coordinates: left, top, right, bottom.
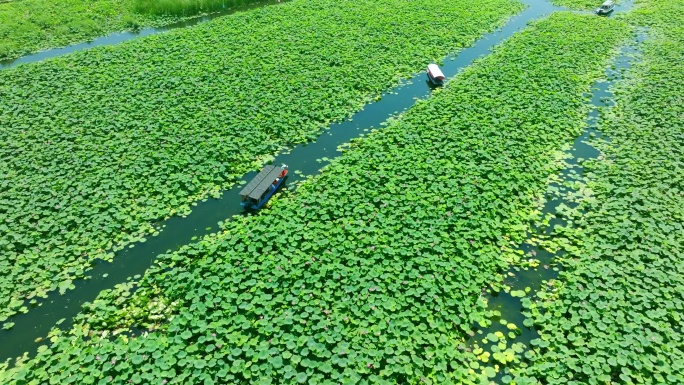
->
509, 290, 526, 298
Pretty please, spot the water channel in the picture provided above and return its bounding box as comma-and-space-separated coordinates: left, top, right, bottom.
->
0, 0, 636, 366
470, 29, 646, 381
0, 0, 288, 70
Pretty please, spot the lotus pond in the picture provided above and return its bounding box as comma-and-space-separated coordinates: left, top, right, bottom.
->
0, 0, 568, 363
0, 0, 270, 61
0, 0, 524, 322
0, 11, 633, 384
514, 0, 684, 383
549, 0, 617, 10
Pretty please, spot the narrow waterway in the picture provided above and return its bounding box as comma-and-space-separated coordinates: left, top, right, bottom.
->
0, 0, 569, 364
0, 0, 288, 69
470, 30, 646, 381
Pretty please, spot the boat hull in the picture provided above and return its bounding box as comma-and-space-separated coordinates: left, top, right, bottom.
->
427, 72, 444, 85
595, 7, 614, 14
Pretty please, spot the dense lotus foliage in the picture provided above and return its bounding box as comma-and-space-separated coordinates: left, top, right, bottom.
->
132, 0, 255, 17
517, 0, 684, 383
0, 0, 158, 60
0, 13, 630, 384
0, 0, 264, 60
0, 0, 525, 321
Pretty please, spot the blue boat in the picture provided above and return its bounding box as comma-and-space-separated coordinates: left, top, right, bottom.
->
239, 164, 288, 210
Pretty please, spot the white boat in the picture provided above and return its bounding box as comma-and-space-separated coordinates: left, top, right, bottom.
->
427, 63, 445, 85
595, 0, 614, 15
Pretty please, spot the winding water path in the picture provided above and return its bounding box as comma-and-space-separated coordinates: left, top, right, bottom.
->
0, 0, 287, 69
471, 28, 646, 381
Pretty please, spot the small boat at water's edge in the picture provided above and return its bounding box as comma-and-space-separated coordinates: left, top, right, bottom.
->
595, 0, 614, 14
239, 164, 288, 210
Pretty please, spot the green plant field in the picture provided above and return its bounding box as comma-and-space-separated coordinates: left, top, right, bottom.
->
515, 1, 684, 384
0, 0, 151, 60
132, 0, 252, 17
0, 0, 524, 321
550, 0, 612, 9
0, 0, 264, 60
0, 12, 630, 384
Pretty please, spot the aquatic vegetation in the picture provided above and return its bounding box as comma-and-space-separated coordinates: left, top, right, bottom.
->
516, 1, 684, 383
0, 0, 269, 60
0, 0, 153, 60
0, 12, 630, 383
133, 0, 253, 17
0, 0, 523, 320
550, 0, 621, 10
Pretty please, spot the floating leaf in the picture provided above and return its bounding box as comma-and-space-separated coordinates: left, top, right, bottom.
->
510, 290, 526, 298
